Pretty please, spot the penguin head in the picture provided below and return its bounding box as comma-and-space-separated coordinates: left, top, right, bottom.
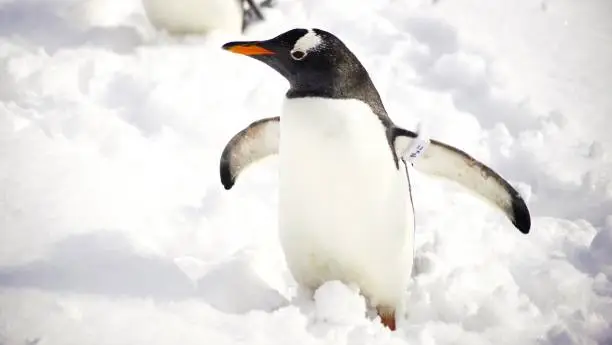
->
222, 28, 370, 97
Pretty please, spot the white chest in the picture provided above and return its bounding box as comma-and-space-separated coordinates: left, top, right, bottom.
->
277, 97, 414, 307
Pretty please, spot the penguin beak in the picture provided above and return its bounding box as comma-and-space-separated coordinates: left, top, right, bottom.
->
222, 41, 275, 56
221, 38, 292, 83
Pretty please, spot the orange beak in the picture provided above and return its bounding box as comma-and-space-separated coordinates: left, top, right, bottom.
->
222, 41, 275, 56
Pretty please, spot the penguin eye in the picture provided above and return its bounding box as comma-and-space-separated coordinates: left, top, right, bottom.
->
290, 50, 307, 61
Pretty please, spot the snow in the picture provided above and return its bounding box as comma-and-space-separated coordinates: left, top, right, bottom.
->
0, 0, 611, 344
313, 281, 368, 327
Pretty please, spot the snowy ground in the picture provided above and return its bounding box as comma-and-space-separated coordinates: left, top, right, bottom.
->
1, 0, 611, 344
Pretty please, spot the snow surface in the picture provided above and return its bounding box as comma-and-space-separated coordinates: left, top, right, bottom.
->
1, 0, 611, 344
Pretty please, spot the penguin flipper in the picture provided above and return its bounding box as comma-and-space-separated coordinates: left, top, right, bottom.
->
220, 116, 280, 190
392, 127, 531, 234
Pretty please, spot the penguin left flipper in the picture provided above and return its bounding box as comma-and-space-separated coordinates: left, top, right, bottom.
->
219, 116, 280, 190
392, 127, 531, 234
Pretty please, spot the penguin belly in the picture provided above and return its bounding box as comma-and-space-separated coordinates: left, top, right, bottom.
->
142, 0, 242, 35
279, 97, 415, 309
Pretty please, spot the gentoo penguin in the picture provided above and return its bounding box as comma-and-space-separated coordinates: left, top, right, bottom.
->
142, 0, 274, 35
219, 28, 531, 331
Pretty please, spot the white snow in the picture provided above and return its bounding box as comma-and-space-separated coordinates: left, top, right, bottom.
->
0, 0, 611, 344
313, 281, 367, 327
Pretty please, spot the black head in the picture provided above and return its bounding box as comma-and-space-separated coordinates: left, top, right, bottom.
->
222, 28, 384, 104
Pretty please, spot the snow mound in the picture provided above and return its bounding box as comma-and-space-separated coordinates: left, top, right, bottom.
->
0, 0, 611, 344
192, 252, 289, 314
313, 281, 367, 327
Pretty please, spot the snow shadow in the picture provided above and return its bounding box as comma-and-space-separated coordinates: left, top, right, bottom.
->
401, 16, 544, 135
0, 231, 287, 314
0, 0, 143, 54
492, 149, 612, 228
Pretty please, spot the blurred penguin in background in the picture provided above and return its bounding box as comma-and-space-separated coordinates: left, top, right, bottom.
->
142, 0, 274, 35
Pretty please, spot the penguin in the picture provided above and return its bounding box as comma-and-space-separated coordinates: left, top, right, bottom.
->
219, 28, 531, 331
142, 0, 274, 35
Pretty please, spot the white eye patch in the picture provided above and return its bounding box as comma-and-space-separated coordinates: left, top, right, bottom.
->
291, 29, 322, 59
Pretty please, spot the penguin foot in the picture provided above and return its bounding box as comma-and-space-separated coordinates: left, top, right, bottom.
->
376, 306, 396, 331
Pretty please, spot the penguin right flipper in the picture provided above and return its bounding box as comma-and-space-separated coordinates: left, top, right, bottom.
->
219, 116, 280, 190
392, 127, 531, 234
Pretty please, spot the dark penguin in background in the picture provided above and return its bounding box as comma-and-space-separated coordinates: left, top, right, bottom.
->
219, 28, 531, 331
241, 0, 275, 31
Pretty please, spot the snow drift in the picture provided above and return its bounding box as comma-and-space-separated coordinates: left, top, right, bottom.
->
0, 0, 610, 344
